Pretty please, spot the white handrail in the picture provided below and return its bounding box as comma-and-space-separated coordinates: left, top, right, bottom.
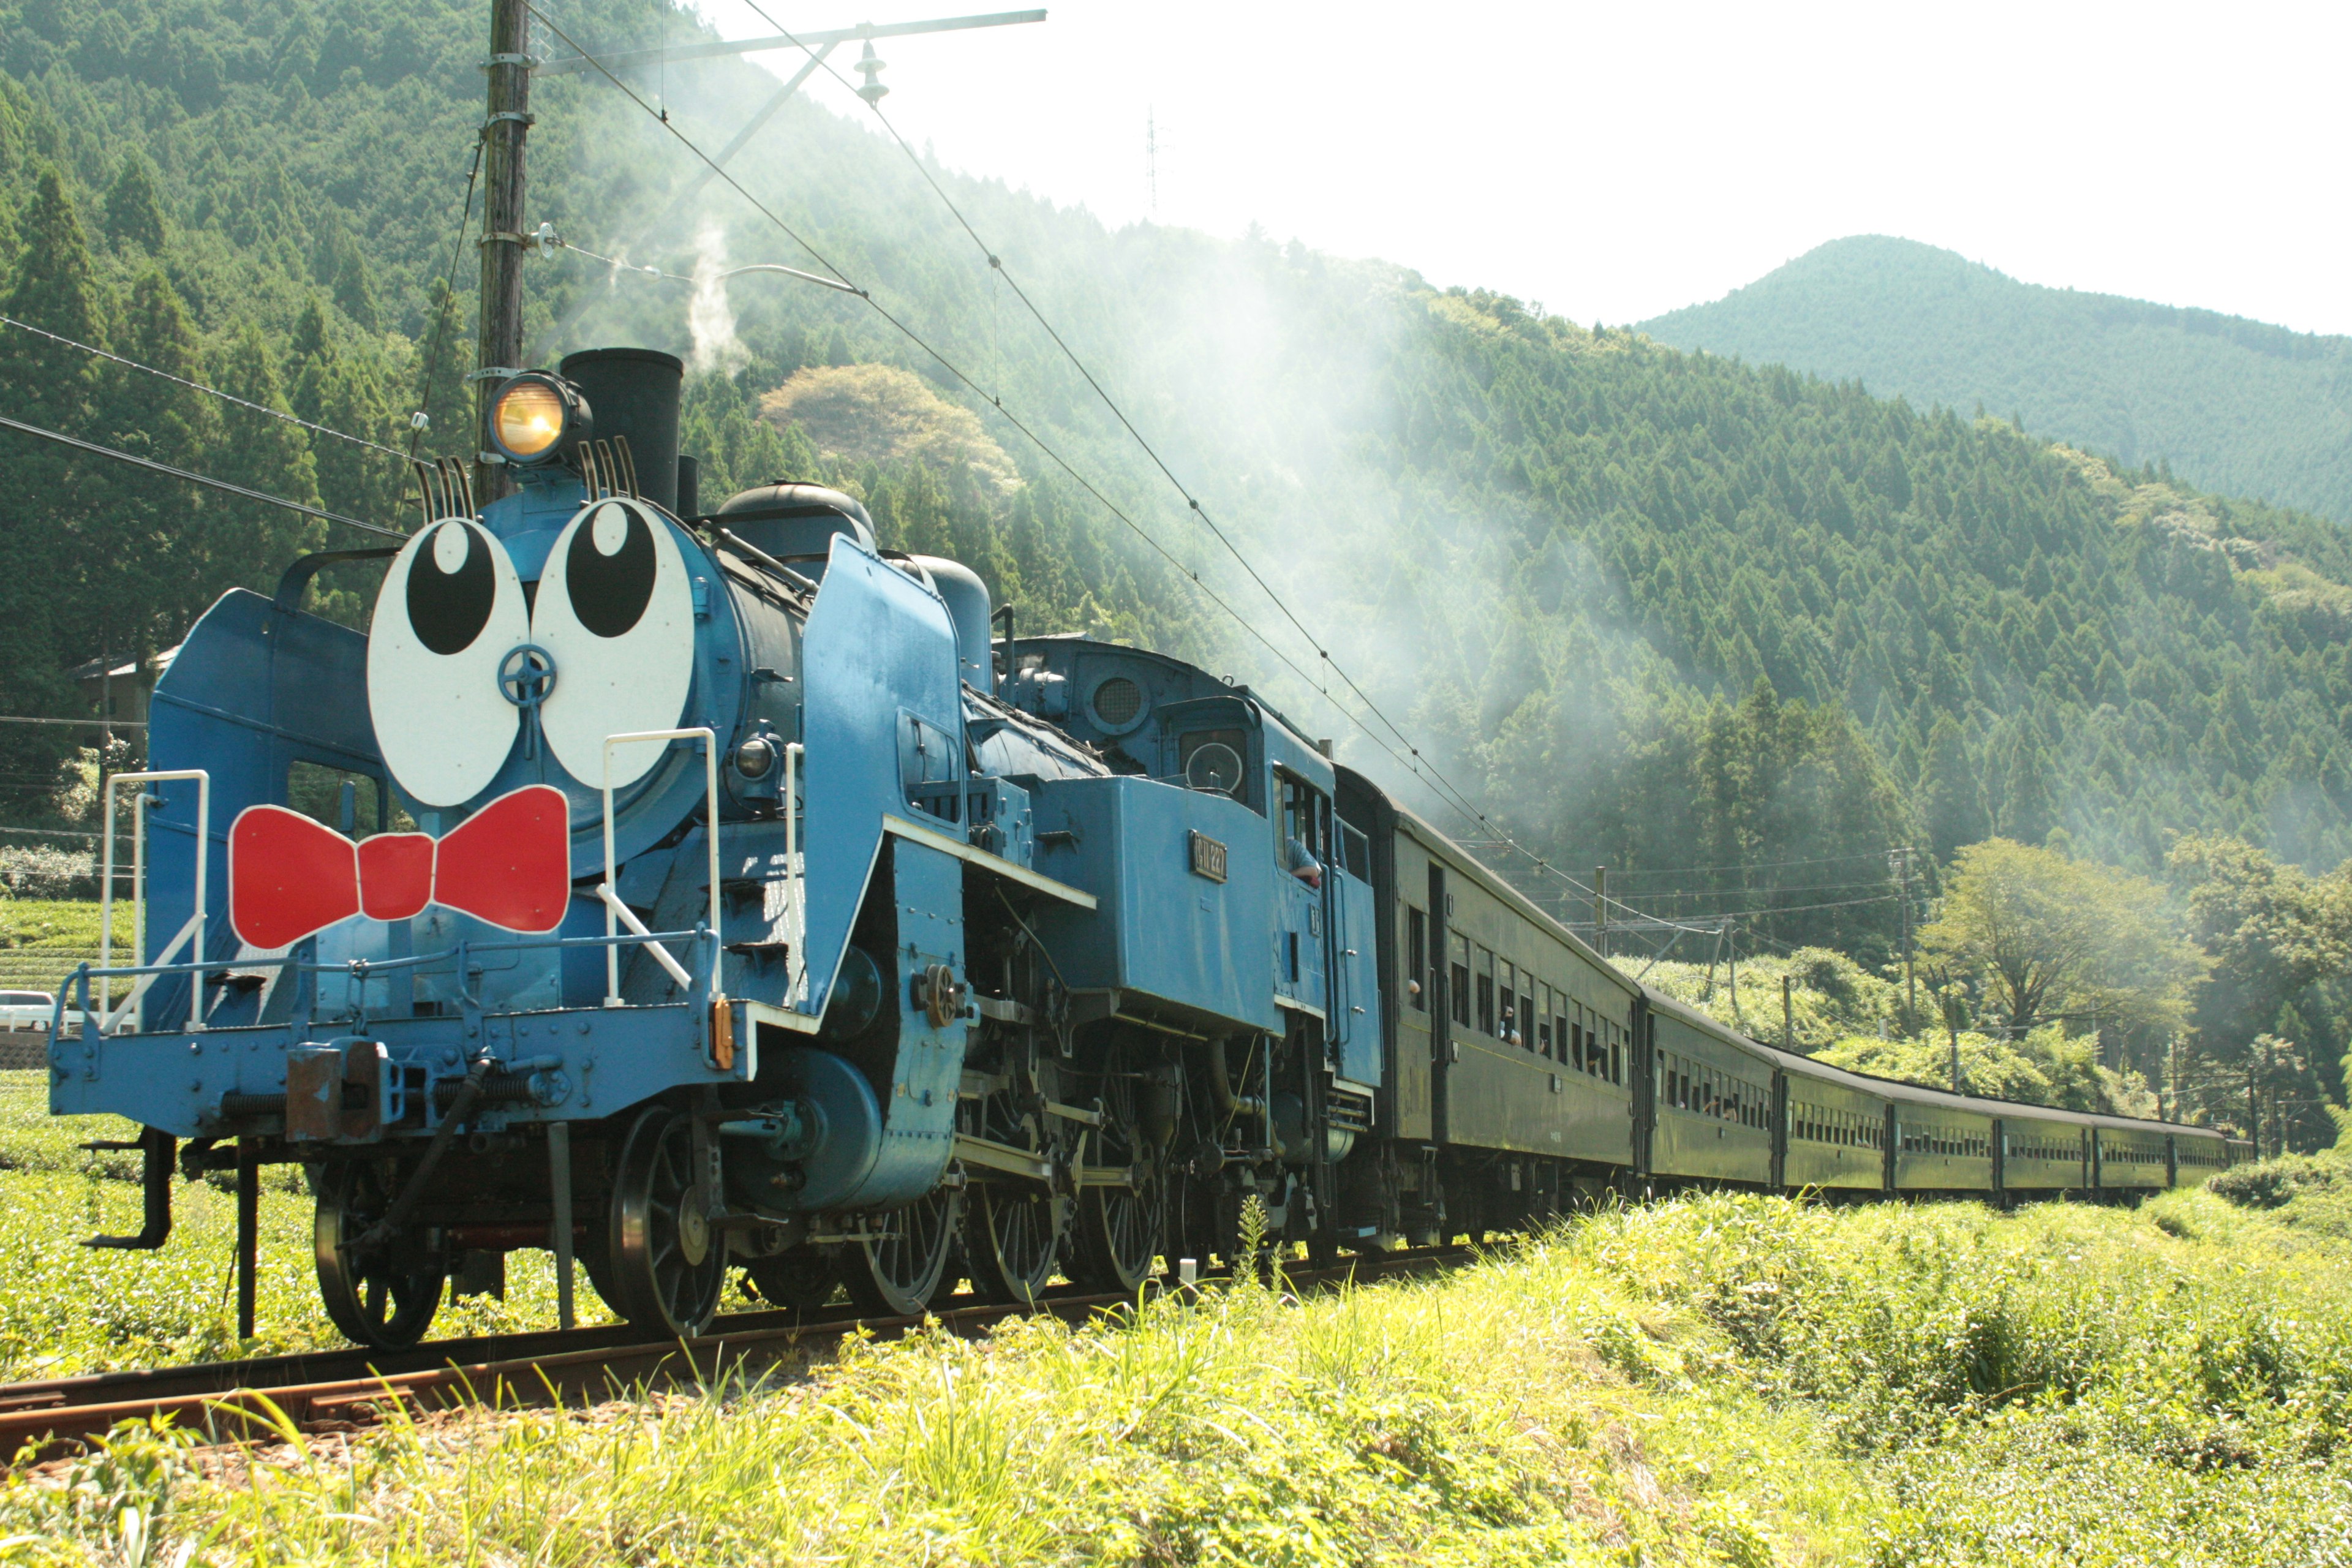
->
601, 728, 719, 1006
97, 912, 204, 1033
785, 740, 803, 1003
596, 883, 695, 989
99, 769, 209, 1033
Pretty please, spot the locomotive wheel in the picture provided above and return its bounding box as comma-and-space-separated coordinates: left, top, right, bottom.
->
742, 1245, 841, 1313
314, 1159, 444, 1350
962, 1088, 1066, 1306
608, 1106, 726, 1336
841, 1187, 962, 1317
1069, 1070, 1166, 1293
965, 1182, 1064, 1306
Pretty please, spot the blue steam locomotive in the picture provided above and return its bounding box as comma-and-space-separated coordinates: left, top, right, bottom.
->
50, 348, 2244, 1347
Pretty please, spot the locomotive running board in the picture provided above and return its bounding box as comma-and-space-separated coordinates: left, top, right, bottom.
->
881, 815, 1099, 910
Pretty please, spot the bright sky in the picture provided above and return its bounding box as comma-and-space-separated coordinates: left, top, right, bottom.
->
687, 0, 2351, 336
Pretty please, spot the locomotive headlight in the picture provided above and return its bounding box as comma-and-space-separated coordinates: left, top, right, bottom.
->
487, 373, 588, 465
733, 736, 776, 779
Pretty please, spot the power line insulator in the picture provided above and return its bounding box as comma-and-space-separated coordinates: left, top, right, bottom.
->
854, 41, 889, 105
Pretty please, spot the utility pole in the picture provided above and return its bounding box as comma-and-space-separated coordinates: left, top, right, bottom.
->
1593, 866, 1607, 959
1781, 974, 1793, 1054
1889, 846, 1915, 1019
1146, 106, 1159, 216
1727, 926, 1743, 1029
477, 0, 533, 505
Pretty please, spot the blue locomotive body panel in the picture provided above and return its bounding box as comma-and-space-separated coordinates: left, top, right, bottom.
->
1028, 774, 1281, 1035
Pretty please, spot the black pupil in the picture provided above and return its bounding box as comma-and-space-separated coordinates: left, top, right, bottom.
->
405, 522, 494, 656
567, 506, 657, 638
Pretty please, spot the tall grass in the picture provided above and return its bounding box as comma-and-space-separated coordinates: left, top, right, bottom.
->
1, 1188, 2343, 1564
1, 1068, 2347, 1563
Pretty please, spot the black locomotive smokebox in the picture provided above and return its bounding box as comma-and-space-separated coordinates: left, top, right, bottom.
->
558, 347, 683, 512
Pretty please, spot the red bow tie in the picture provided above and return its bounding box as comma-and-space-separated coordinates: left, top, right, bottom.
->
228, 785, 573, 950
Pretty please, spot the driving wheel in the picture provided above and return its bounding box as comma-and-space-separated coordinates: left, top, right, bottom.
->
742, 1244, 842, 1313
608, 1105, 726, 1336
314, 1159, 445, 1350
962, 1087, 1067, 1306
842, 1186, 963, 1317
1069, 1061, 1166, 1292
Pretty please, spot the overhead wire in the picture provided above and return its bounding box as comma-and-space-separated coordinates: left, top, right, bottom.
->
0, 414, 407, 541
2, 315, 410, 462
410, 136, 486, 459
1608, 848, 1915, 880
540, 8, 1585, 913
521, 7, 1501, 832
538, 10, 1894, 946
710, 0, 1778, 924
547, 233, 856, 294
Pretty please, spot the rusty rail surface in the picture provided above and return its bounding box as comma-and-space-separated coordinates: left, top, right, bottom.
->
0, 1246, 1471, 1460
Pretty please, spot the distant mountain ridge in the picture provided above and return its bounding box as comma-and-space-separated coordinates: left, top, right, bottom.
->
1640, 236, 2352, 521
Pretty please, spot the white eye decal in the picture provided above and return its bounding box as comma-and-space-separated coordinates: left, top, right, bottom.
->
532, 498, 696, 790
367, 519, 529, 807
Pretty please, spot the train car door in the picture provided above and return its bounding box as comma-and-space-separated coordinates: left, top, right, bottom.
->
1329, 820, 1381, 1090
1273, 770, 1332, 1015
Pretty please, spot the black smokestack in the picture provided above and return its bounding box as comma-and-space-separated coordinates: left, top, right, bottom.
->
559, 347, 683, 512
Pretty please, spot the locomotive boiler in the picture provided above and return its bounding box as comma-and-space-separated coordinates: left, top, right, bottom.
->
51, 346, 2242, 1350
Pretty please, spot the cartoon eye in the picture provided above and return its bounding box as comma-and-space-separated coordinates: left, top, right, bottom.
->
367, 521, 529, 807
531, 499, 696, 790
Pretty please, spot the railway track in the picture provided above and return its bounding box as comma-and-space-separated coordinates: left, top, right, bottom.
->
0, 1246, 1472, 1461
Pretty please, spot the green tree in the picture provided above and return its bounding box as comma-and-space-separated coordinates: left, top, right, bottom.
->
102, 153, 165, 254
0, 165, 102, 807
2166, 835, 2352, 1147
1918, 715, 1985, 859
1921, 838, 2203, 1039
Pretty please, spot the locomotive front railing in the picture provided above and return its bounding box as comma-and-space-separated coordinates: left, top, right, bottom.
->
97, 769, 210, 1035
62, 923, 709, 1035
600, 727, 720, 1007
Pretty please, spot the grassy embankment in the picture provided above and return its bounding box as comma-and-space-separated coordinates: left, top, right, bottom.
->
0, 1069, 2345, 1564
0, 900, 124, 1000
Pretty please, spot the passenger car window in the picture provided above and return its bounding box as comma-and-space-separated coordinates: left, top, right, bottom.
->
1449, 933, 1471, 1027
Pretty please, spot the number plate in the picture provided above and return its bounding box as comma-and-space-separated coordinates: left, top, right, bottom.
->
1188, 830, 1228, 883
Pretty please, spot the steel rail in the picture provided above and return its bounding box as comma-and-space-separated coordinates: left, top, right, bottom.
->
0, 1246, 1472, 1461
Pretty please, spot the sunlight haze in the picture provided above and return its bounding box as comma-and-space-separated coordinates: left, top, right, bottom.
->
687, 0, 2351, 334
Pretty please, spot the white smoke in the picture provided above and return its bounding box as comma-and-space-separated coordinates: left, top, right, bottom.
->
687, 223, 748, 376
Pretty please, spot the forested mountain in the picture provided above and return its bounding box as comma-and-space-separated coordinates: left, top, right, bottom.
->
9, 0, 2352, 995
1640, 235, 2352, 522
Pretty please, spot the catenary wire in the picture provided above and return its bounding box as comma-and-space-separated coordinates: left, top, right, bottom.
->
547, 234, 856, 294
522, 10, 1505, 834
526, 12, 1497, 814
1607, 848, 1917, 880
2, 316, 409, 462
710, 0, 1730, 917
537, 13, 1866, 941
410, 137, 486, 460
0, 414, 406, 541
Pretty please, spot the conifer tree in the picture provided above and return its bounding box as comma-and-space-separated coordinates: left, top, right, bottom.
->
102, 154, 165, 254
